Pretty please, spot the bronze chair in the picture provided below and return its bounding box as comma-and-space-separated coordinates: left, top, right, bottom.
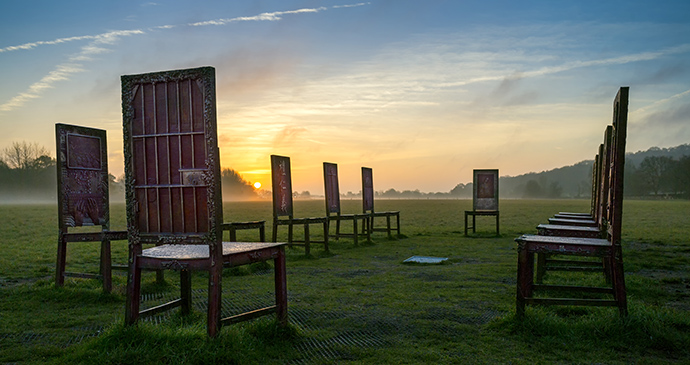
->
55, 123, 127, 293
361, 167, 400, 239
323, 162, 370, 245
464, 169, 500, 236
515, 87, 629, 317
122, 66, 287, 337
270, 155, 329, 255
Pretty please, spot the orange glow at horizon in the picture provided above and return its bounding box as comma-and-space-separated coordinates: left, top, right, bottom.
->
253, 182, 262, 189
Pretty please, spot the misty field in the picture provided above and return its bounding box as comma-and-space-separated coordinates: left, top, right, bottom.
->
1, 199, 689, 364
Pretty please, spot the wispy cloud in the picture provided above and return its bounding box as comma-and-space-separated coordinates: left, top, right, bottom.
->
0, 3, 369, 113
0, 30, 143, 112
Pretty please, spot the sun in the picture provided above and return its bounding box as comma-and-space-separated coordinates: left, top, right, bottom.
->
253, 182, 262, 189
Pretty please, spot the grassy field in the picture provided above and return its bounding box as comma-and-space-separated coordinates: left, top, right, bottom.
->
0, 199, 688, 364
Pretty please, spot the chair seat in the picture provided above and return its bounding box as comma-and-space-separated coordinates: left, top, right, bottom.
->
553, 214, 593, 220
537, 224, 601, 238
558, 212, 592, 217
547, 217, 598, 227
141, 242, 286, 260
516, 234, 611, 256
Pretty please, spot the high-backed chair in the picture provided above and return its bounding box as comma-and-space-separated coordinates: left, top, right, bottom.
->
323, 162, 370, 245
464, 169, 500, 236
271, 155, 329, 255
361, 167, 400, 239
122, 66, 287, 337
515, 87, 629, 317
55, 123, 127, 293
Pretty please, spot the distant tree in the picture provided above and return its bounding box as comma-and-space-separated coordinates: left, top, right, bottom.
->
638, 156, 674, 195
221, 168, 258, 200
450, 183, 472, 198
2, 141, 51, 170
547, 181, 563, 198
523, 180, 543, 198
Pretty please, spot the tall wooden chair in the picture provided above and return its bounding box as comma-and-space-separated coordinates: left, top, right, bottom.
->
55, 123, 127, 293
361, 167, 400, 239
122, 66, 287, 337
515, 87, 629, 317
271, 155, 329, 255
464, 169, 500, 236
323, 162, 370, 245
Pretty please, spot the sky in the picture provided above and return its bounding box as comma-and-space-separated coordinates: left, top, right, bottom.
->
1, 0, 689, 195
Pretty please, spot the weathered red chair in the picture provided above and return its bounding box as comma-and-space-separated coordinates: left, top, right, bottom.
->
323, 162, 370, 245
271, 155, 329, 255
361, 167, 400, 239
55, 123, 127, 293
122, 66, 287, 337
515, 87, 628, 317
464, 169, 500, 236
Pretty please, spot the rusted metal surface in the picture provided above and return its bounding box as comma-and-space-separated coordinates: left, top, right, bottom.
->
122, 66, 287, 337
360, 167, 401, 238
270, 155, 329, 254
55, 123, 127, 293
515, 86, 629, 317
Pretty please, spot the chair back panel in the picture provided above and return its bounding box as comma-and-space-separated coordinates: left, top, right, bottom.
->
323, 162, 340, 214
56, 123, 110, 229
607, 87, 629, 243
271, 155, 294, 218
361, 167, 374, 213
473, 169, 499, 211
122, 67, 221, 245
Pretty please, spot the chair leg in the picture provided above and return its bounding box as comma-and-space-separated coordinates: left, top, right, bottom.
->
101, 239, 112, 293
274, 248, 288, 326
56, 234, 67, 287
259, 224, 266, 242
323, 220, 329, 251
304, 223, 310, 256
180, 270, 192, 316
125, 258, 142, 325
386, 215, 392, 239
353, 218, 358, 246
395, 213, 401, 236
207, 264, 223, 337
272, 220, 278, 243
516, 246, 534, 318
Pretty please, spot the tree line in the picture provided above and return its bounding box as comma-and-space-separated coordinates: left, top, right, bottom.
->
1, 141, 689, 202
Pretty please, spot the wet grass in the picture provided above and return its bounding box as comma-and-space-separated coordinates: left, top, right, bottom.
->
0, 199, 688, 363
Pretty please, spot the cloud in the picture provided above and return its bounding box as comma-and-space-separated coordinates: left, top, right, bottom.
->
0, 4, 370, 113
273, 126, 308, 147
0, 30, 143, 113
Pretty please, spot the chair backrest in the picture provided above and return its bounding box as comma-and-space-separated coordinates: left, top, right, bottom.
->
271, 155, 294, 219
121, 66, 222, 249
596, 126, 613, 226
361, 167, 374, 214
55, 123, 111, 231
473, 169, 499, 211
590, 150, 600, 217
606, 87, 629, 244
323, 162, 341, 216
